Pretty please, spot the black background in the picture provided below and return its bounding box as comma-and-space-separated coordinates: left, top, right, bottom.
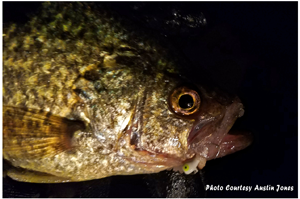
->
3, 2, 297, 198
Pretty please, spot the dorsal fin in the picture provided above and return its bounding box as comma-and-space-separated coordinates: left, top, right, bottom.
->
3, 106, 85, 160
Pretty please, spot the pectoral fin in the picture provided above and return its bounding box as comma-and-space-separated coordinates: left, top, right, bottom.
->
3, 106, 85, 160
7, 167, 72, 183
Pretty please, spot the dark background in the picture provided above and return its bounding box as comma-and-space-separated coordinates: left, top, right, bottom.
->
3, 2, 297, 198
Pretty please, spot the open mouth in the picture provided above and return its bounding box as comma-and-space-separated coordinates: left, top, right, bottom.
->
172, 97, 253, 174
187, 97, 253, 161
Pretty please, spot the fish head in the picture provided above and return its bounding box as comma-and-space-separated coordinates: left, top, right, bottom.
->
115, 66, 252, 171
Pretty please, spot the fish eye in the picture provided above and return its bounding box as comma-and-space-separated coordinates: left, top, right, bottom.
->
178, 94, 194, 109
169, 86, 201, 116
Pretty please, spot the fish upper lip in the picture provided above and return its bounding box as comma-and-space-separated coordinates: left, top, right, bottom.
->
187, 117, 216, 144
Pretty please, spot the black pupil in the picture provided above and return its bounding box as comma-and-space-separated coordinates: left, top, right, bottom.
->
178, 94, 194, 109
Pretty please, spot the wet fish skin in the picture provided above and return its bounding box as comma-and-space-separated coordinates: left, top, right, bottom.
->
3, 2, 251, 183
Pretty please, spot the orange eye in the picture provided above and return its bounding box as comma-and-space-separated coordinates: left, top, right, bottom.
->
169, 86, 201, 116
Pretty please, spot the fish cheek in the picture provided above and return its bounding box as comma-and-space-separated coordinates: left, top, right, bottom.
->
137, 80, 190, 157
139, 109, 192, 158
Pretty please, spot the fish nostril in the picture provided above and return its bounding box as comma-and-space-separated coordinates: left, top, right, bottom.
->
238, 108, 245, 118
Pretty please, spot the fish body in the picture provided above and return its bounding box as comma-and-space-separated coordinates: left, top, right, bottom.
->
3, 2, 252, 182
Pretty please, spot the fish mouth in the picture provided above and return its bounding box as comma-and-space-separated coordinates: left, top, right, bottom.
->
187, 97, 253, 161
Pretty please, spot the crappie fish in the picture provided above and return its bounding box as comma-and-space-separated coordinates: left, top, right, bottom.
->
3, 2, 252, 183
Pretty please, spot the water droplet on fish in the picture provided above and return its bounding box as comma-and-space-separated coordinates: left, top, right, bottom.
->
96, 132, 105, 140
